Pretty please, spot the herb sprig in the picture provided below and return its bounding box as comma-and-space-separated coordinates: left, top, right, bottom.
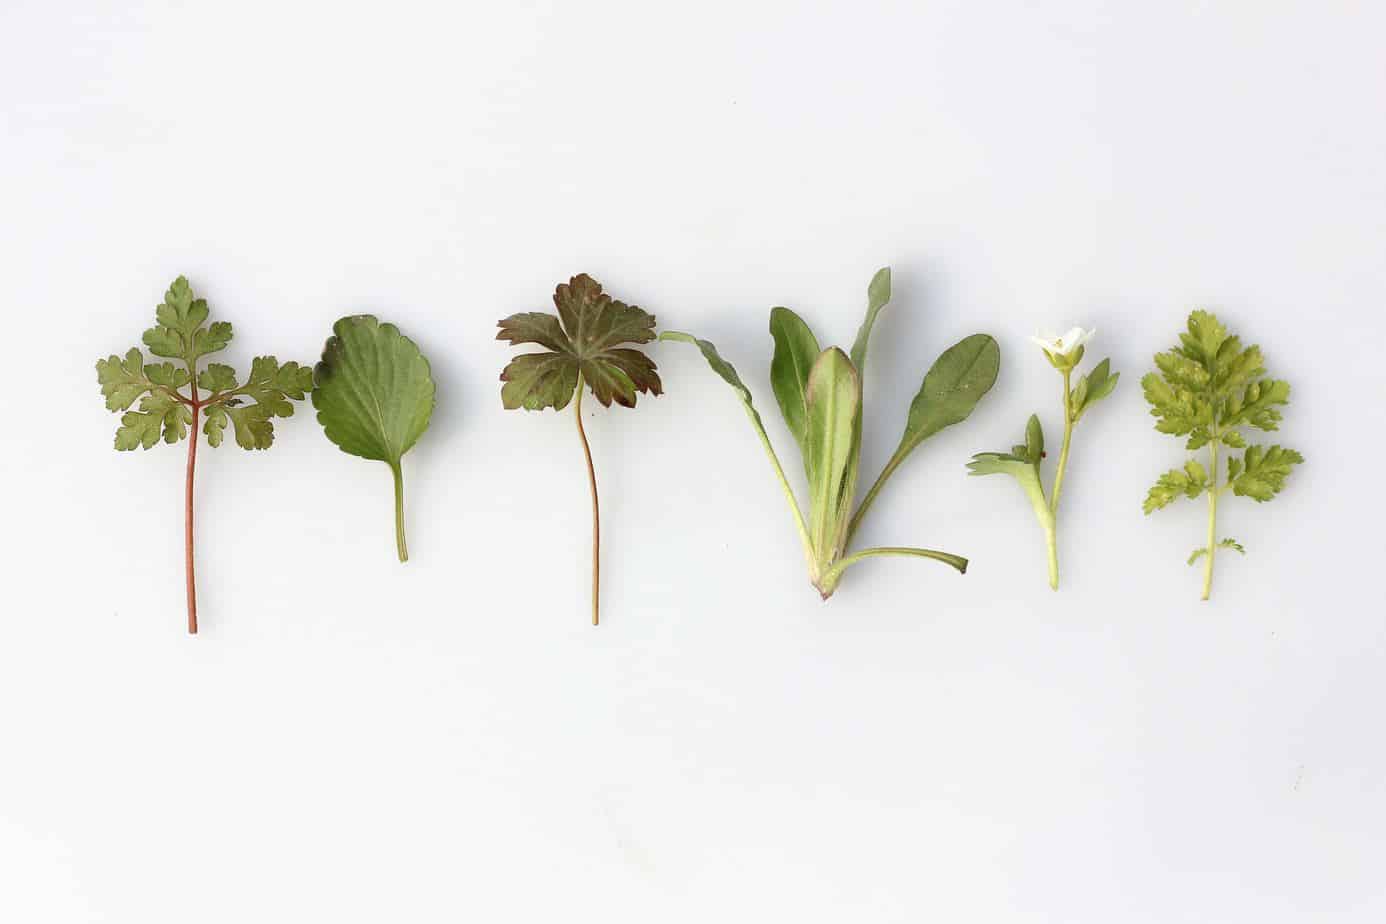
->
664, 268, 999, 598
497, 274, 662, 625
96, 276, 312, 632
968, 328, 1118, 589
1141, 310, 1302, 599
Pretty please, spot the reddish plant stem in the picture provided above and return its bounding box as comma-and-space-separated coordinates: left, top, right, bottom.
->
573, 380, 600, 627
185, 383, 200, 635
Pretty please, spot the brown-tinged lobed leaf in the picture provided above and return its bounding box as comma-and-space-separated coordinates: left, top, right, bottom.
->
497, 274, 662, 410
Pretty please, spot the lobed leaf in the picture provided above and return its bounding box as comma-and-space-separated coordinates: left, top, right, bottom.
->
498, 274, 661, 411
1231, 444, 1303, 502
96, 349, 153, 411
1143, 466, 1206, 513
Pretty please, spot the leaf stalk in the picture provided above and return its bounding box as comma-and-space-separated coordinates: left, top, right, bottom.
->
391, 462, 408, 563
1203, 429, 1220, 601
185, 382, 199, 635
574, 376, 601, 626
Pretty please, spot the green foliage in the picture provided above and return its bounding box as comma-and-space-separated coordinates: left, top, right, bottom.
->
313, 315, 436, 562
1230, 444, 1303, 501
1142, 309, 1303, 598
1143, 461, 1209, 513
1070, 358, 1120, 421
663, 267, 998, 598
96, 277, 311, 453
497, 273, 661, 411
968, 330, 1117, 589
1188, 538, 1245, 565
94, 275, 313, 632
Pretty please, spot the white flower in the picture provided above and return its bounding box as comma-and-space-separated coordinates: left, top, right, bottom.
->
1028, 327, 1095, 359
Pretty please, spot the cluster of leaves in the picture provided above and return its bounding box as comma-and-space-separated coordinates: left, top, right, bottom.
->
1144, 437, 1303, 513
967, 334, 1119, 589
1141, 310, 1302, 515
1142, 309, 1302, 590
664, 267, 999, 598
96, 277, 312, 450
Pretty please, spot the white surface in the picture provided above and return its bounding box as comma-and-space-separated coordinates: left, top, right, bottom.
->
2, 1, 1383, 920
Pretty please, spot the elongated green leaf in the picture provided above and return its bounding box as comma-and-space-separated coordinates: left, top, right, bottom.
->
895, 333, 1000, 459
848, 267, 892, 377
769, 307, 820, 457
313, 315, 436, 561
804, 348, 859, 564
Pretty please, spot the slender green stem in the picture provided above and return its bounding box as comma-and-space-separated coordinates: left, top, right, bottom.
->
743, 404, 816, 572
1049, 369, 1075, 515
1044, 522, 1059, 591
573, 378, 600, 626
1202, 434, 1219, 601
820, 545, 969, 590
1043, 369, 1076, 592
391, 462, 408, 563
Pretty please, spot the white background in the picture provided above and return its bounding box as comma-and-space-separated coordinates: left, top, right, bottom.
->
2, 1, 1383, 920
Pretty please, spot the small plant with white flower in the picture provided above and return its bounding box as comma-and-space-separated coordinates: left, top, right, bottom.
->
966, 327, 1119, 590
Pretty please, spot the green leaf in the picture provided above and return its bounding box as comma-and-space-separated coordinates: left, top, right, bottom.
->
1025, 414, 1045, 464
768, 306, 820, 457
201, 358, 312, 451
114, 392, 191, 451
141, 276, 235, 362
314, 315, 436, 464
894, 334, 1001, 460
1143, 467, 1205, 513
804, 348, 860, 563
1072, 358, 1119, 419
497, 274, 661, 411
1231, 444, 1303, 502
203, 404, 228, 448
96, 349, 153, 411
967, 446, 1050, 527
241, 357, 313, 415
1181, 309, 1228, 363
848, 267, 891, 377
313, 316, 436, 562
1227, 379, 1290, 431
1188, 538, 1245, 565
197, 363, 238, 394
223, 404, 275, 450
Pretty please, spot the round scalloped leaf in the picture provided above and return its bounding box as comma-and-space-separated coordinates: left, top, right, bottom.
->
313, 315, 436, 561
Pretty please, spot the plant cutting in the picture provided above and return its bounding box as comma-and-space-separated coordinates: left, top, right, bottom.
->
1142, 309, 1302, 599
312, 315, 436, 562
967, 327, 1119, 589
95, 276, 313, 633
497, 273, 662, 626
662, 267, 999, 599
